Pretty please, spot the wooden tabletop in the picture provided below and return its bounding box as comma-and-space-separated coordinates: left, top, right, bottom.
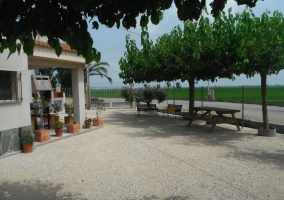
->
193, 106, 241, 114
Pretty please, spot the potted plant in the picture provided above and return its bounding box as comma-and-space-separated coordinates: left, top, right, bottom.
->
93, 97, 105, 126
32, 93, 51, 142
31, 98, 40, 113
52, 103, 60, 122
85, 118, 92, 129
64, 101, 74, 124
52, 121, 64, 137
21, 130, 34, 153
67, 120, 80, 133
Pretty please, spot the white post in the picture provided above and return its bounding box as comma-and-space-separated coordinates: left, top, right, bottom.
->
85, 83, 90, 110
56, 84, 61, 93
72, 68, 85, 128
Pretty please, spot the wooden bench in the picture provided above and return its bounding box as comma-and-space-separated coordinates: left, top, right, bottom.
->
184, 114, 216, 123
137, 104, 158, 116
184, 113, 250, 132
159, 104, 183, 118
218, 116, 250, 128
184, 114, 227, 132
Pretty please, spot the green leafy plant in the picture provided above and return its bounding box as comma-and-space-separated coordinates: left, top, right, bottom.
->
93, 97, 105, 118
64, 101, 74, 117
52, 103, 60, 114
52, 121, 64, 129
21, 131, 34, 144
120, 85, 166, 108
38, 91, 50, 108
42, 101, 49, 108
85, 118, 92, 123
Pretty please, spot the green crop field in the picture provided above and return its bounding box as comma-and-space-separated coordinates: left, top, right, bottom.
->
90, 86, 284, 106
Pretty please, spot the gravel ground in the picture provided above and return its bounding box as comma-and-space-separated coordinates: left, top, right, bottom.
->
1, 108, 284, 200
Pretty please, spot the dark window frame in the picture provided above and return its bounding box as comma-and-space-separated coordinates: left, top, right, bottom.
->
0, 70, 23, 103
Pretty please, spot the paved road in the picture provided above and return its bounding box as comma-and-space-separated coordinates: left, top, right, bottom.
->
154, 100, 284, 125
97, 98, 284, 125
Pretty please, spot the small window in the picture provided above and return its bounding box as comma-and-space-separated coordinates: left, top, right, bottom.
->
0, 70, 22, 102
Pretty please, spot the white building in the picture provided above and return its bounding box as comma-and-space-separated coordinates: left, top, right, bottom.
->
0, 37, 86, 157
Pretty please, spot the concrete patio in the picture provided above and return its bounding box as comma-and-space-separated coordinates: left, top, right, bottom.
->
1, 108, 284, 199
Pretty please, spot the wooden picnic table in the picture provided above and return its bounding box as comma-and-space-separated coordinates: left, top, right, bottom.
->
186, 106, 242, 132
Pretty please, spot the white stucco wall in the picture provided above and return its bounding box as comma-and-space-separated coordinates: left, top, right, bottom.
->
0, 50, 32, 131
29, 44, 85, 70
72, 68, 85, 128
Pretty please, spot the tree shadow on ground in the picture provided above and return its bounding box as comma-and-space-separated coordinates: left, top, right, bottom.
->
105, 110, 255, 144
223, 149, 284, 170
0, 180, 87, 200
126, 195, 192, 200
104, 109, 284, 170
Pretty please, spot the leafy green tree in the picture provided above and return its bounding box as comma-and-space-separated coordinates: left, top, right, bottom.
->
85, 62, 112, 84
0, 0, 260, 63
236, 9, 284, 130
120, 85, 166, 108
166, 82, 171, 88
176, 82, 181, 89
119, 9, 239, 114
54, 68, 72, 88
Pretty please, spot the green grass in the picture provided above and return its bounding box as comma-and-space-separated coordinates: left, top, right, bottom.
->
90, 88, 121, 98
90, 86, 284, 106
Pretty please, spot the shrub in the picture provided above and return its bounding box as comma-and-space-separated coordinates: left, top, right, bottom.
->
120, 85, 166, 108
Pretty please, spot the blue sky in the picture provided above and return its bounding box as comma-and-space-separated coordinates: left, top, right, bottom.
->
88, 0, 284, 88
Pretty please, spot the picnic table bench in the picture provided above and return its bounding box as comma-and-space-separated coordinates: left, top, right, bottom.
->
158, 104, 183, 118
185, 106, 245, 132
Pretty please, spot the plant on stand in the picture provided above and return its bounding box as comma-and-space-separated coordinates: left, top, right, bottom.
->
64, 101, 74, 124
32, 92, 51, 142
52, 121, 64, 137
21, 130, 35, 153
85, 118, 92, 129
93, 97, 105, 126
64, 102, 79, 133
52, 103, 60, 122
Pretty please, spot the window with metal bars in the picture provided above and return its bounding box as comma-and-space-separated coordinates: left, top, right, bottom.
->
0, 70, 22, 102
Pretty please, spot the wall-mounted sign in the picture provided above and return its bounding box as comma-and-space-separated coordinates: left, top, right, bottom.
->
33, 76, 52, 91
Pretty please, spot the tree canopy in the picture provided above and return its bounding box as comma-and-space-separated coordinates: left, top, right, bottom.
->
119, 7, 284, 129
0, 0, 262, 63
119, 9, 239, 113
85, 62, 113, 84
235, 9, 284, 129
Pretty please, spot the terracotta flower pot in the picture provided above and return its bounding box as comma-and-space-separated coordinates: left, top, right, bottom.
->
93, 118, 103, 126
67, 123, 79, 133
55, 128, 63, 137
55, 115, 60, 122
34, 129, 50, 142
64, 116, 74, 124
22, 143, 33, 153
50, 115, 55, 125
85, 122, 91, 129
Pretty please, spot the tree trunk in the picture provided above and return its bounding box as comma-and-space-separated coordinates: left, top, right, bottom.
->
188, 79, 195, 115
260, 73, 269, 129
146, 102, 150, 108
